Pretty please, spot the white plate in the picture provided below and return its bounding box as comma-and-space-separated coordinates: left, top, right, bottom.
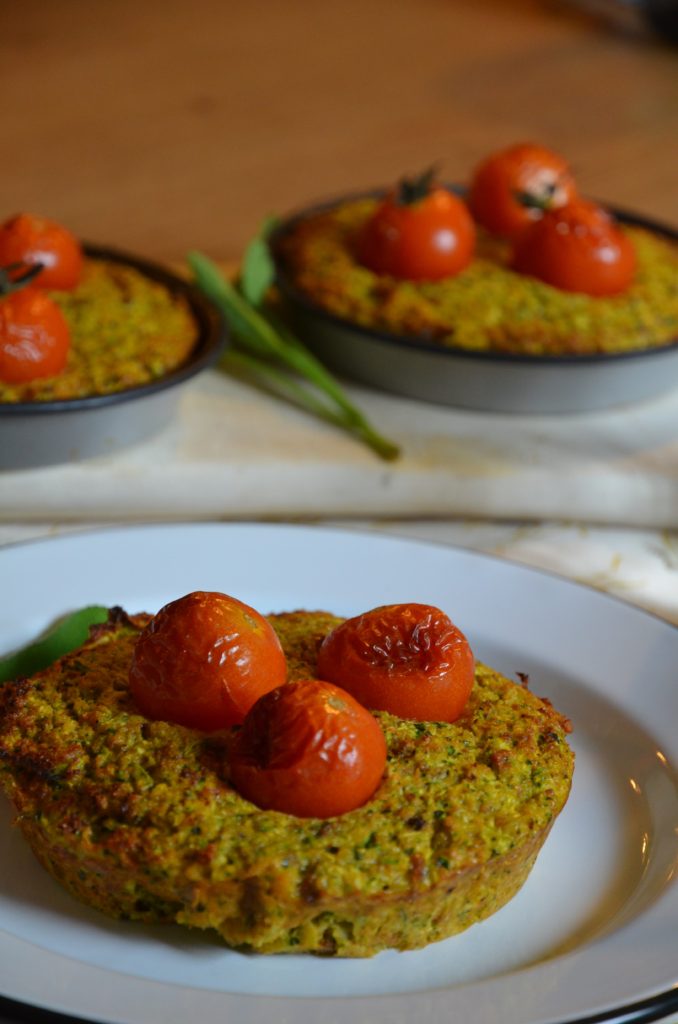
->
0, 523, 676, 1024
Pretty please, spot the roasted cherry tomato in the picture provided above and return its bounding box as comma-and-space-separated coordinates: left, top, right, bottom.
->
0, 213, 83, 291
512, 198, 636, 296
317, 603, 475, 723
0, 286, 70, 384
129, 591, 287, 731
468, 142, 576, 241
229, 678, 387, 818
357, 168, 475, 281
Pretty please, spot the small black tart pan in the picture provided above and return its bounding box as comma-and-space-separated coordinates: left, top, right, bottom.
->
271, 191, 678, 415
0, 245, 226, 470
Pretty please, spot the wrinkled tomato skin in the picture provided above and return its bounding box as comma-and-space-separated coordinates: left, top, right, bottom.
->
357, 188, 475, 281
230, 678, 387, 818
0, 287, 70, 383
469, 142, 576, 241
0, 213, 83, 291
129, 591, 287, 731
317, 603, 475, 724
512, 199, 636, 296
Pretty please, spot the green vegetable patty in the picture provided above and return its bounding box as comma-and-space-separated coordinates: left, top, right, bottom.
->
0, 258, 199, 404
0, 608, 574, 956
277, 198, 678, 356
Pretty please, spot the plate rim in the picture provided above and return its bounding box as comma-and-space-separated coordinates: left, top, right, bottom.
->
1, 984, 676, 1024
0, 521, 676, 1024
1, 520, 675, 633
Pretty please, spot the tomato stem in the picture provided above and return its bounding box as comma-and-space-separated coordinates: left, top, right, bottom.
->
395, 165, 439, 206
514, 181, 559, 212
0, 261, 44, 298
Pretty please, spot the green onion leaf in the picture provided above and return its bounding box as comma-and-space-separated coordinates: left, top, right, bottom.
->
240, 215, 278, 307
188, 238, 400, 462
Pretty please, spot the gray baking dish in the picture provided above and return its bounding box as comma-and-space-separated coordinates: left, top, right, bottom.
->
0, 245, 226, 470
272, 193, 678, 415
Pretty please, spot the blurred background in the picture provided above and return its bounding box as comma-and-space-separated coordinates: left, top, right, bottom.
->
3, 0, 677, 263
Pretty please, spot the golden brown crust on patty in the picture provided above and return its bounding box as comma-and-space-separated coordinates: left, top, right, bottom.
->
0, 259, 199, 404
0, 608, 574, 956
277, 197, 678, 356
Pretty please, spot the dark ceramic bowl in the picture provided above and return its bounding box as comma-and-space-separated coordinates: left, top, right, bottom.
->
0, 245, 226, 470
271, 191, 678, 415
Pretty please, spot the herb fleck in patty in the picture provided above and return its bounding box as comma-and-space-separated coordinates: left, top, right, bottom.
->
0, 608, 574, 957
278, 198, 678, 356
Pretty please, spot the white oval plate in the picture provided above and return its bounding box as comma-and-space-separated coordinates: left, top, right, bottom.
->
0, 523, 676, 1024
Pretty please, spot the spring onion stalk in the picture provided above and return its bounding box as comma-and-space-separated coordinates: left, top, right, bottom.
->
187, 247, 400, 461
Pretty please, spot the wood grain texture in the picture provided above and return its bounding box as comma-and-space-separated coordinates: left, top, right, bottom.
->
2, 0, 676, 262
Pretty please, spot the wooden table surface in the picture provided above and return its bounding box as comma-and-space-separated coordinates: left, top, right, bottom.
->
3, 0, 677, 263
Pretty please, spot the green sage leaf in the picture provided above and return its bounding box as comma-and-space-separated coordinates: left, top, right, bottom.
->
239, 216, 278, 307
0, 605, 109, 684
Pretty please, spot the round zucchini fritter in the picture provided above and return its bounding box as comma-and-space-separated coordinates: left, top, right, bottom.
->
0, 607, 574, 957
278, 197, 678, 356
0, 258, 199, 404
